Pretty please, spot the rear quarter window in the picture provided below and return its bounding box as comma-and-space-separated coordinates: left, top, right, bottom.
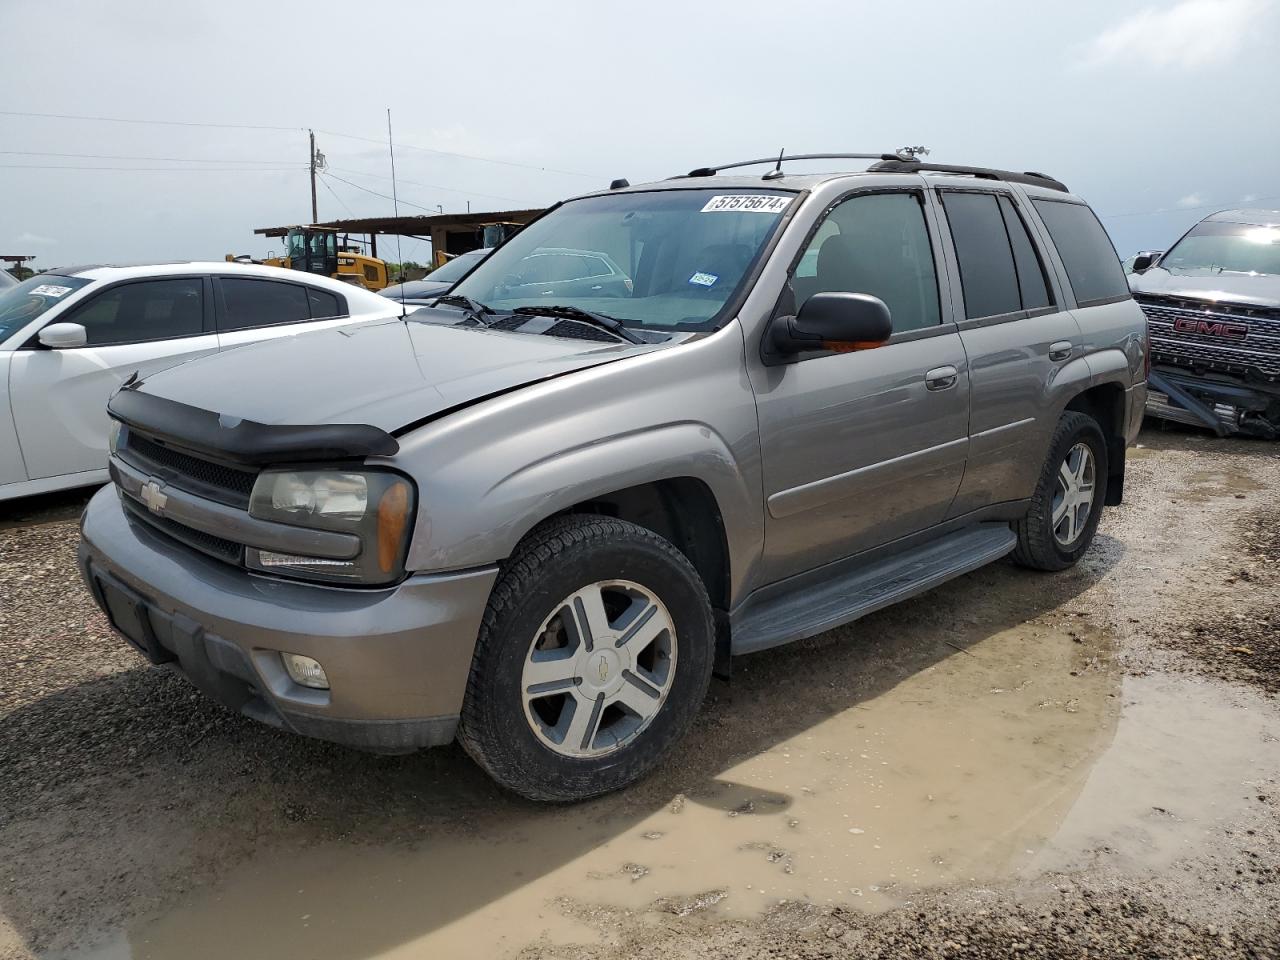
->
1032, 200, 1130, 306
218, 277, 311, 331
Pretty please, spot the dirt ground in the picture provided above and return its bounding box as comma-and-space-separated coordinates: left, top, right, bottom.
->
1, 425, 1278, 960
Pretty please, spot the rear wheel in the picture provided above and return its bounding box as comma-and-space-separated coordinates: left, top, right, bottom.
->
1013, 412, 1109, 571
457, 515, 714, 802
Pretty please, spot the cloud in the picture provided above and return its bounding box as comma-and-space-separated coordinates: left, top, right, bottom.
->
1176, 193, 1206, 207
1241, 194, 1259, 202
14, 232, 57, 247
1079, 0, 1267, 69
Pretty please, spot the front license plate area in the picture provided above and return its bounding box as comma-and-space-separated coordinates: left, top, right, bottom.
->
94, 572, 174, 665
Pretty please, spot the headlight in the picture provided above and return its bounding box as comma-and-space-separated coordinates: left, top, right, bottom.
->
246, 469, 415, 585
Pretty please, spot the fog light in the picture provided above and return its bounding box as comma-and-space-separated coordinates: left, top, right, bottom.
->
281, 652, 329, 690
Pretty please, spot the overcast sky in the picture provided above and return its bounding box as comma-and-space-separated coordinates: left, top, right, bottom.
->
3, 0, 1277, 268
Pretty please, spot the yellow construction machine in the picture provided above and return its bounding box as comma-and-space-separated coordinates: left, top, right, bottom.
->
227, 226, 389, 291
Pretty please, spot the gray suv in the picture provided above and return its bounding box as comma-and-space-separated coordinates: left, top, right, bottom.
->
79, 153, 1148, 801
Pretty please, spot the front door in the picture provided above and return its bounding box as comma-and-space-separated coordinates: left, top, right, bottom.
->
750, 189, 971, 583
9, 276, 218, 480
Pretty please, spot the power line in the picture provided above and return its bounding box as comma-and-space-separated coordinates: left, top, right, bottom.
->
320, 172, 440, 214
317, 175, 355, 217
1, 148, 297, 165
314, 128, 602, 180
326, 165, 521, 203
1, 108, 601, 181
0, 109, 302, 132
0, 163, 306, 172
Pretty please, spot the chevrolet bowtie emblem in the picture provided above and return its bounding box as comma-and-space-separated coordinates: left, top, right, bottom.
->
140, 479, 168, 515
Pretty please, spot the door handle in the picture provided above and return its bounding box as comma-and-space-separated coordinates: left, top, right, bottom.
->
924, 365, 958, 391
1049, 340, 1073, 362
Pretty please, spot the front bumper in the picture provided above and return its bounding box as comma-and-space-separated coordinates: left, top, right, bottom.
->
78, 485, 498, 752
1146, 366, 1280, 437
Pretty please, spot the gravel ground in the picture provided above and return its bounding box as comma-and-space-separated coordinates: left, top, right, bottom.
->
2, 426, 1279, 960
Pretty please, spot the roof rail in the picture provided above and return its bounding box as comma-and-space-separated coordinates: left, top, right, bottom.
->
866, 159, 1069, 193
682, 152, 912, 178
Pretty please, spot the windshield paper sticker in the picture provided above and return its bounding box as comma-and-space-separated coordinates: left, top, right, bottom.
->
689, 272, 719, 287
31, 284, 74, 298
700, 195, 792, 214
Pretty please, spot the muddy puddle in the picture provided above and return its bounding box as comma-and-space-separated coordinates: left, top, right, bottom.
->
52, 620, 1280, 960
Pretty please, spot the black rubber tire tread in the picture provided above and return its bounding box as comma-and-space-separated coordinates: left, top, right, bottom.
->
1012, 411, 1109, 572
457, 513, 714, 803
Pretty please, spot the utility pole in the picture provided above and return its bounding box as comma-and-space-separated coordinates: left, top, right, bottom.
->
308, 129, 318, 224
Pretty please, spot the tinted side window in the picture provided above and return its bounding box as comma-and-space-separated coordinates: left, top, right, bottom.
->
998, 196, 1052, 310
942, 193, 1021, 319
64, 278, 204, 346
306, 287, 344, 319
219, 278, 311, 332
793, 192, 941, 333
1032, 200, 1129, 306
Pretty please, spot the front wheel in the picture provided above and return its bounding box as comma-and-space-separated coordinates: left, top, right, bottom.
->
457, 515, 715, 802
1013, 411, 1109, 572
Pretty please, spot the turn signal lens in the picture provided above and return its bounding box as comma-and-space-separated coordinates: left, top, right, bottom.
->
377, 480, 411, 574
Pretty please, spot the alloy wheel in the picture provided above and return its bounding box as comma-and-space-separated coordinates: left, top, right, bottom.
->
521, 580, 677, 758
1052, 441, 1096, 546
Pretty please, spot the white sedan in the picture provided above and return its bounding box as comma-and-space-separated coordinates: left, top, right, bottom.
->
0, 262, 403, 502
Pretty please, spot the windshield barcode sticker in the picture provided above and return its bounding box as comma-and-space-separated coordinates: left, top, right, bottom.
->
700, 195, 792, 214
31, 284, 74, 298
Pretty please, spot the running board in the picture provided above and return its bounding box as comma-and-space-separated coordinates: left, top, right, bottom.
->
730, 523, 1017, 655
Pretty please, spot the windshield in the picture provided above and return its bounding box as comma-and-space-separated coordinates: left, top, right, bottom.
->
427, 249, 488, 283
286, 231, 307, 260
0, 274, 93, 344
450, 189, 795, 330
1162, 220, 1280, 276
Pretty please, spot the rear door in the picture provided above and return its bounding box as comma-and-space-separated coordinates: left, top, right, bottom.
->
752, 188, 971, 582
213, 276, 352, 351
9, 276, 218, 480
933, 188, 1082, 515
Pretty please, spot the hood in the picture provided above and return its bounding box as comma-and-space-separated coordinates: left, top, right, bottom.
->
1130, 267, 1280, 309
134, 315, 655, 433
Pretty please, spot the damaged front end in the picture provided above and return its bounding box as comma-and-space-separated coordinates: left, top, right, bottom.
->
1138, 294, 1280, 439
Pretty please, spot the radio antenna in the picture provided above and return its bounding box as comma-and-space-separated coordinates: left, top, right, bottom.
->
387, 107, 407, 319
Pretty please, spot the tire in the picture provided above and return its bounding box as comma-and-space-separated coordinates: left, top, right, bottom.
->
1012, 412, 1109, 572
457, 514, 715, 802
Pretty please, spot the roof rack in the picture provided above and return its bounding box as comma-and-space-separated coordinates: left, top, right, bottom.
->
866, 159, 1069, 193
682, 152, 912, 178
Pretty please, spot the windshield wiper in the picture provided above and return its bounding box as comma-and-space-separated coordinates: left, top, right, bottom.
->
511, 305, 644, 344
428, 294, 495, 324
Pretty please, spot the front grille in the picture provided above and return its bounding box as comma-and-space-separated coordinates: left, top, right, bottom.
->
122, 496, 243, 565
121, 432, 258, 507
1139, 295, 1280, 380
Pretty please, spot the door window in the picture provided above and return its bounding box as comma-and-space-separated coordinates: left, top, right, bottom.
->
218, 278, 312, 331
942, 193, 1023, 319
792, 192, 941, 332
61, 278, 204, 346
1032, 200, 1130, 306
998, 196, 1053, 310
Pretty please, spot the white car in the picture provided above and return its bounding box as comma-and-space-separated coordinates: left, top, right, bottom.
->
0, 262, 402, 502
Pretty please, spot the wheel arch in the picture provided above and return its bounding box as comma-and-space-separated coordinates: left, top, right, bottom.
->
1062, 381, 1127, 505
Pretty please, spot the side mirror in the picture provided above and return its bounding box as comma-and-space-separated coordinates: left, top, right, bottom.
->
770, 292, 892, 356
38, 322, 88, 349
1130, 250, 1163, 273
